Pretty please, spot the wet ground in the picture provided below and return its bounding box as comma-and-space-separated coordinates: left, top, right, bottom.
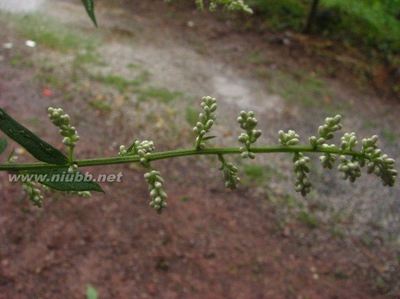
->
0, 0, 399, 297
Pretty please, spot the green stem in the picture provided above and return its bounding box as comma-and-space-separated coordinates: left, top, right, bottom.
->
68, 145, 75, 164
195, 138, 202, 151
0, 145, 364, 172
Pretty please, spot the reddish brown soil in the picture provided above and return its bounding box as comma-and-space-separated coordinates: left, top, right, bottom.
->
0, 1, 398, 298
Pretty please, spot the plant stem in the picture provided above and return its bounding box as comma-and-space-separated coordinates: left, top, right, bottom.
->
0, 145, 364, 172
68, 145, 75, 164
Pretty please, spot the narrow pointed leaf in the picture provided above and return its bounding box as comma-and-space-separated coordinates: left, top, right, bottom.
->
203, 135, 217, 141
127, 140, 137, 153
81, 0, 98, 27
0, 137, 7, 154
22, 168, 104, 193
0, 108, 68, 164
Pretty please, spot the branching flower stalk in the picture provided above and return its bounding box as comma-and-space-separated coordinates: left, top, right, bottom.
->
9, 1, 389, 212
22, 181, 44, 207
193, 96, 217, 150
238, 111, 262, 159
218, 154, 240, 189
119, 139, 156, 167
144, 170, 168, 213
0, 97, 397, 213
338, 132, 361, 182
47, 107, 79, 166
119, 139, 168, 211
279, 130, 312, 196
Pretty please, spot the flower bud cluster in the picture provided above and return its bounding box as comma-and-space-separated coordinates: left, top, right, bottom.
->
338, 156, 361, 182
48, 107, 79, 148
119, 140, 155, 166
338, 132, 361, 182
293, 153, 312, 196
340, 132, 358, 151
361, 135, 397, 186
237, 111, 262, 159
218, 155, 240, 189
22, 181, 44, 207
144, 170, 167, 213
278, 130, 299, 146
68, 163, 79, 173
309, 115, 342, 148
193, 96, 217, 150
66, 191, 92, 197
319, 144, 337, 169
77, 191, 92, 198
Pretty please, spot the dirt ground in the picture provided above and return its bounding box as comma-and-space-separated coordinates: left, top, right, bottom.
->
0, 0, 399, 298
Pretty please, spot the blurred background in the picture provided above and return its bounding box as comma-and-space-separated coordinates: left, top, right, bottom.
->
0, 0, 399, 298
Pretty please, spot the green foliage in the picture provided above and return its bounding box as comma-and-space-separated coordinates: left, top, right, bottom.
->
298, 210, 319, 229
94, 73, 181, 103
95, 74, 140, 93
89, 100, 112, 112
180, 196, 190, 202
10, 14, 98, 52
10, 53, 33, 69
247, 0, 306, 30
137, 87, 182, 103
266, 70, 331, 108
243, 163, 283, 185
382, 128, 397, 145
35, 67, 63, 89
248, 0, 400, 54
74, 50, 103, 66
185, 106, 199, 127
323, 0, 400, 53
243, 164, 265, 181
86, 285, 99, 299
0, 138, 7, 155
81, 0, 97, 26
94, 72, 149, 93
0, 108, 68, 165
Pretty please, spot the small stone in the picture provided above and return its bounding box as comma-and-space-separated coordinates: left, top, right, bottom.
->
25, 40, 36, 48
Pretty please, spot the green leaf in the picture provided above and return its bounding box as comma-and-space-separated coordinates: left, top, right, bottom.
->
0, 137, 7, 154
81, 0, 98, 27
0, 108, 68, 165
22, 168, 104, 193
203, 135, 217, 141
86, 285, 98, 299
